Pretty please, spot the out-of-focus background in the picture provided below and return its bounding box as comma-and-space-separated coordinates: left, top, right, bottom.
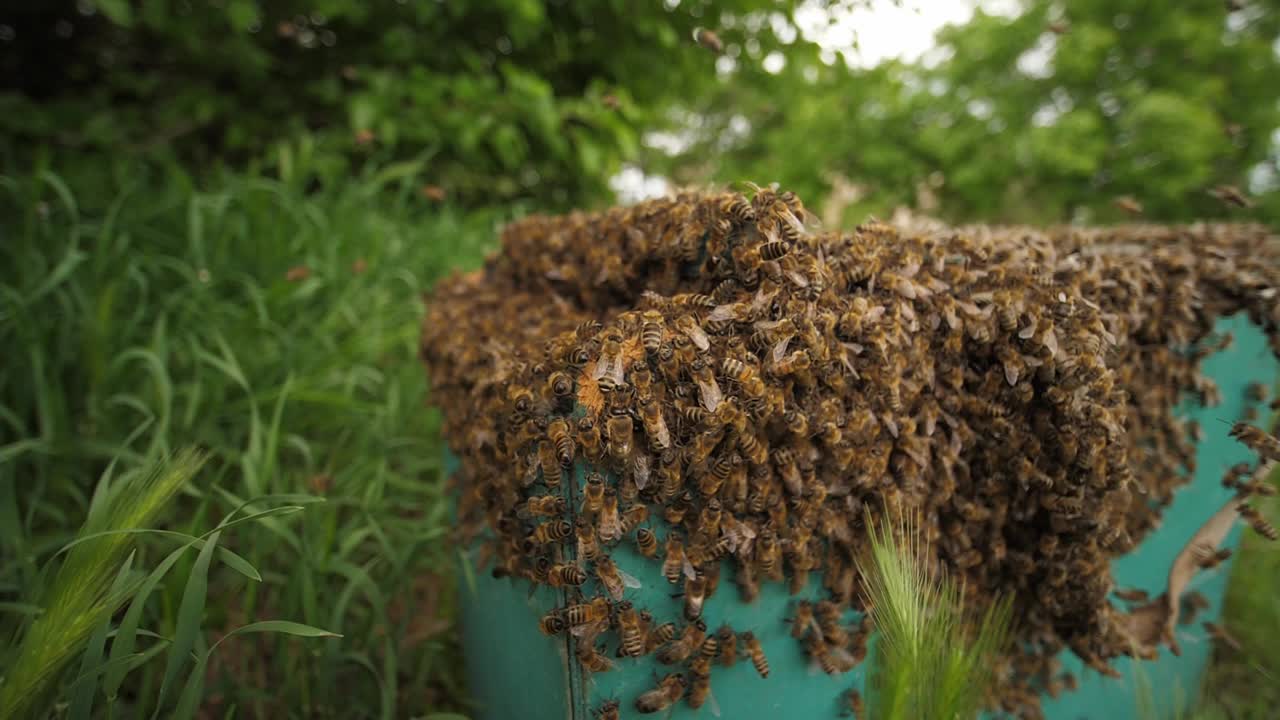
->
1, 1, 1276, 718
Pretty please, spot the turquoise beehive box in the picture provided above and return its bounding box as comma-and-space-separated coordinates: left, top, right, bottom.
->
449, 314, 1276, 720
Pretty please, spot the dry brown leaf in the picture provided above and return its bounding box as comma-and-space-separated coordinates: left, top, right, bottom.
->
577, 362, 604, 416
1123, 499, 1240, 653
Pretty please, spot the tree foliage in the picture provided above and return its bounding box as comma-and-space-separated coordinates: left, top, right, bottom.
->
660, 0, 1280, 225
0, 0, 835, 207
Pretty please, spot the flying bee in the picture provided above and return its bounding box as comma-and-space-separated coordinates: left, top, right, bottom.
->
1230, 422, 1280, 462
520, 494, 566, 518
1238, 502, 1279, 540
577, 415, 603, 462
582, 472, 606, 514
1203, 621, 1243, 651
683, 573, 708, 620
606, 412, 634, 461
547, 563, 589, 587
1209, 184, 1252, 209
658, 619, 707, 664
595, 553, 641, 600
635, 673, 686, 714
616, 601, 646, 657
742, 631, 769, 678
636, 527, 659, 558
1196, 546, 1232, 570
598, 487, 623, 543
528, 519, 572, 545
576, 516, 601, 563
547, 417, 575, 467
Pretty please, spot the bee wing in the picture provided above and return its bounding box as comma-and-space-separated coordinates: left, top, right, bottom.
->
684, 325, 711, 351
696, 376, 722, 412
708, 689, 722, 718
772, 335, 791, 363
619, 567, 643, 589
653, 413, 671, 451
708, 303, 740, 322
590, 358, 607, 381
633, 455, 651, 490
571, 618, 608, 638
682, 557, 699, 580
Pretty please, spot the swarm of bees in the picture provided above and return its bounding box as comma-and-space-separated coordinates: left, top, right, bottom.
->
422, 186, 1280, 718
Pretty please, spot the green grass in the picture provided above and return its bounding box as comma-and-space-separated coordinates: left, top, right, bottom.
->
858, 512, 1014, 720
0, 158, 500, 718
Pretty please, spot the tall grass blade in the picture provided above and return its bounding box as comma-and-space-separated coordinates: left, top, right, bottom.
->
0, 449, 206, 720
153, 528, 221, 717
859, 511, 1014, 720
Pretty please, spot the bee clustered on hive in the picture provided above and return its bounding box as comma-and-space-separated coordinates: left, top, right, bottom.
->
421, 187, 1280, 718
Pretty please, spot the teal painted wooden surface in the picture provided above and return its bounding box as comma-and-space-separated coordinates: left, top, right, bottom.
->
448, 314, 1277, 720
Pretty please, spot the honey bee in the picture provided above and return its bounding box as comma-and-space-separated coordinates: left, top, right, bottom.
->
547, 417, 575, 467
563, 596, 612, 631
719, 192, 755, 224
691, 357, 723, 411
635, 673, 686, 714
843, 689, 864, 719
676, 314, 711, 352
642, 310, 666, 354
598, 487, 623, 544
582, 472, 606, 514
520, 494, 566, 518
1196, 546, 1232, 570
1113, 587, 1149, 603
771, 349, 811, 377
621, 503, 649, 533
596, 553, 641, 600
634, 526, 659, 558
662, 533, 689, 584
539, 610, 567, 635
617, 601, 647, 657
1209, 184, 1252, 208
574, 517, 601, 564
742, 631, 769, 678
593, 699, 620, 720
1230, 422, 1280, 462
640, 400, 671, 451
683, 572, 708, 620
687, 657, 715, 710
538, 440, 562, 488
577, 641, 616, 673
717, 624, 737, 667
1112, 196, 1143, 215
547, 563, 589, 587
577, 416, 603, 462
528, 519, 572, 545
647, 620, 678, 653
1203, 621, 1243, 651
606, 412, 635, 462
789, 600, 815, 639
1238, 502, 1279, 540
658, 619, 707, 664
722, 356, 766, 398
